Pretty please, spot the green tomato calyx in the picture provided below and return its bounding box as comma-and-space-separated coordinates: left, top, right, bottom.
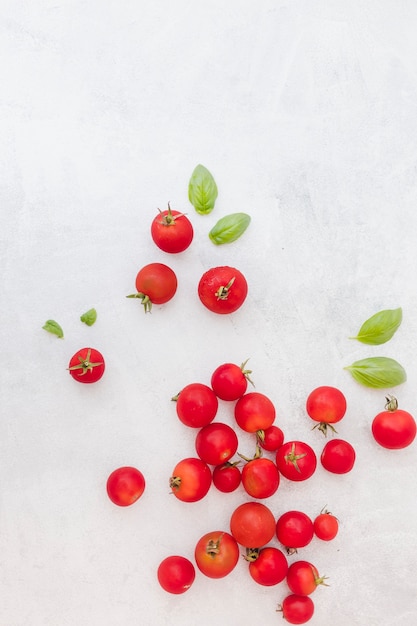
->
68, 348, 103, 376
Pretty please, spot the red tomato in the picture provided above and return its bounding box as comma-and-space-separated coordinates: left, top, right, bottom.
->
320, 439, 356, 474
234, 392, 276, 433
212, 462, 241, 493
286, 560, 327, 596
313, 510, 339, 541
128, 263, 177, 312
247, 546, 288, 586
276, 511, 314, 553
241, 457, 280, 499
174, 383, 218, 428
151, 203, 193, 253
230, 502, 276, 548
68, 347, 105, 384
372, 396, 416, 449
198, 266, 248, 314
306, 385, 347, 435
276, 441, 317, 482
169, 457, 212, 502
279, 594, 315, 624
210, 360, 253, 400
157, 555, 195, 594
106, 466, 145, 506
258, 425, 285, 452
194, 531, 239, 579
195, 422, 238, 466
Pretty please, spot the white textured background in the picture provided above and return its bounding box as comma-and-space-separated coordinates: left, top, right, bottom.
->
1, 1, 417, 625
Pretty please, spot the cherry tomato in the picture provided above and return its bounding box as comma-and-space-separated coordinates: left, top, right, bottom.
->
194, 531, 239, 579
128, 263, 177, 312
313, 510, 339, 541
198, 266, 248, 314
106, 466, 146, 506
306, 385, 347, 435
157, 555, 195, 594
276, 441, 317, 482
286, 560, 327, 596
276, 511, 314, 553
230, 502, 276, 548
151, 203, 193, 253
212, 462, 241, 493
195, 422, 238, 466
247, 546, 288, 586
372, 396, 416, 449
234, 392, 276, 434
279, 594, 315, 624
169, 457, 212, 502
174, 383, 218, 428
320, 438, 356, 474
210, 360, 253, 400
241, 457, 280, 499
258, 425, 285, 452
68, 347, 105, 384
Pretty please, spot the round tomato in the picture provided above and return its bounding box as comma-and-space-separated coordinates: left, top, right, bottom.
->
306, 385, 347, 435
68, 347, 105, 384
198, 266, 248, 314
276, 441, 317, 482
174, 383, 218, 428
210, 360, 253, 400
157, 555, 195, 594
212, 462, 241, 493
286, 560, 327, 596
372, 396, 416, 449
169, 457, 212, 502
194, 531, 239, 579
151, 203, 193, 253
106, 466, 145, 506
279, 594, 315, 624
195, 422, 238, 466
258, 425, 285, 452
230, 502, 276, 548
320, 438, 356, 474
313, 510, 339, 541
241, 457, 280, 499
247, 546, 288, 586
276, 511, 314, 553
234, 392, 276, 434
127, 263, 177, 312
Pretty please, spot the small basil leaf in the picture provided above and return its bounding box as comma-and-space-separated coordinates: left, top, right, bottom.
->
344, 357, 406, 388
80, 308, 97, 326
351, 307, 402, 345
42, 319, 64, 338
188, 164, 218, 214
209, 213, 251, 245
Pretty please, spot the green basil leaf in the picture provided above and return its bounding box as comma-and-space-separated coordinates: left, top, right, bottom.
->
344, 357, 406, 388
42, 319, 64, 338
351, 307, 402, 345
188, 164, 218, 214
80, 308, 97, 326
209, 213, 251, 245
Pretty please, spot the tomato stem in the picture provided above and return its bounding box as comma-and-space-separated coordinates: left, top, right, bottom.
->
284, 442, 307, 473
68, 348, 103, 376
244, 547, 259, 562
384, 394, 398, 412
126, 292, 152, 313
215, 277, 235, 300
312, 422, 338, 436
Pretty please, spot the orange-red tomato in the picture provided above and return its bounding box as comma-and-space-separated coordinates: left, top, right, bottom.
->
194, 531, 239, 578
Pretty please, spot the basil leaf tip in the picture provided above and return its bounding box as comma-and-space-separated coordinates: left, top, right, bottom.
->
344, 356, 406, 388
351, 307, 402, 345
188, 164, 218, 215
42, 319, 64, 338
209, 212, 251, 245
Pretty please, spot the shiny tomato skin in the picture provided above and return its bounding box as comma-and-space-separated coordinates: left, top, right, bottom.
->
276, 441, 317, 482
234, 392, 276, 433
276, 511, 314, 552
280, 594, 315, 624
230, 502, 276, 548
151, 207, 193, 253
306, 386, 347, 426
157, 555, 195, 594
286, 560, 323, 596
212, 463, 241, 493
169, 457, 212, 502
175, 383, 218, 428
248, 546, 288, 586
241, 458, 280, 499
258, 425, 285, 452
194, 531, 239, 579
211, 362, 249, 400
135, 263, 177, 305
320, 438, 356, 474
372, 408, 416, 449
68, 347, 105, 384
106, 466, 145, 506
198, 266, 248, 314
313, 512, 339, 541
195, 422, 238, 466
